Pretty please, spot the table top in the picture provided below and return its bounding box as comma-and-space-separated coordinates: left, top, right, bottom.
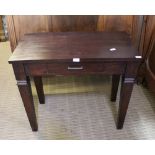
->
9, 32, 141, 63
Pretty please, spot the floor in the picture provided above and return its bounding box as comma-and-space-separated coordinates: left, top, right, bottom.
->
0, 41, 155, 139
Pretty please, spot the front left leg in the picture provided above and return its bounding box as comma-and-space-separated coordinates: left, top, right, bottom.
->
13, 64, 38, 131
17, 78, 38, 131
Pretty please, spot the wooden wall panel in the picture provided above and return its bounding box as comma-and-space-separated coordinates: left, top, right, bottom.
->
134, 15, 155, 85
13, 15, 49, 41
49, 15, 98, 32
49, 15, 133, 33
6, 15, 142, 52
142, 16, 155, 57
102, 15, 133, 33
6, 16, 17, 51
144, 16, 155, 94
131, 16, 144, 52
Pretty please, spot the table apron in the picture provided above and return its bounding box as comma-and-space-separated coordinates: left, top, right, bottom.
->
24, 62, 126, 76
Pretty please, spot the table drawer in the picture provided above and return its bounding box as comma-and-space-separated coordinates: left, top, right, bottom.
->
47, 62, 125, 75
25, 63, 48, 76
25, 62, 125, 76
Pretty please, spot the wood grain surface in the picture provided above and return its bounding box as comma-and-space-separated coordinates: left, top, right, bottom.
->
9, 32, 139, 63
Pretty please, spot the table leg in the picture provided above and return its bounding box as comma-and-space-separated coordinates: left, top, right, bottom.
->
34, 76, 45, 104
13, 64, 38, 131
117, 76, 134, 129
17, 77, 38, 131
111, 75, 120, 102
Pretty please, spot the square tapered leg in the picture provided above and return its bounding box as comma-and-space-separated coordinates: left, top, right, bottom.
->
34, 76, 45, 104
111, 75, 120, 102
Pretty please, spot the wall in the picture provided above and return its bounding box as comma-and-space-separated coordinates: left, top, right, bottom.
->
6, 15, 143, 52
139, 16, 155, 92
0, 15, 5, 41
0, 16, 2, 31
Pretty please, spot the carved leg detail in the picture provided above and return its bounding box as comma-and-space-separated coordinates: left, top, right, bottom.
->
17, 78, 38, 131
34, 76, 45, 104
111, 75, 120, 102
117, 77, 134, 129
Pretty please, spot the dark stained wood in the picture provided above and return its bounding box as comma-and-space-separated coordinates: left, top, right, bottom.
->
117, 62, 140, 129
117, 76, 134, 129
12, 63, 38, 131
111, 75, 120, 102
26, 64, 47, 76
6, 15, 146, 82
25, 62, 125, 76
47, 62, 125, 75
17, 78, 38, 131
9, 32, 141, 131
8, 32, 139, 63
34, 76, 45, 104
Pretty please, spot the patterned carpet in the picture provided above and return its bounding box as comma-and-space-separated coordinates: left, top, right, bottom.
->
1, 41, 155, 139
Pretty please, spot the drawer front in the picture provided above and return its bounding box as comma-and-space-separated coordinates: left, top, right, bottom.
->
47, 62, 125, 75
25, 62, 125, 76
25, 63, 48, 76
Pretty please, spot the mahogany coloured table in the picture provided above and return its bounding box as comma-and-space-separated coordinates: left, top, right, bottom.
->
8, 32, 142, 131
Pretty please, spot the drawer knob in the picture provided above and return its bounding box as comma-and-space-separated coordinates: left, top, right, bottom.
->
68, 66, 83, 70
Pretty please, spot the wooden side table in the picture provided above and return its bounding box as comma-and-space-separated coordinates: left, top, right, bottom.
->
9, 32, 142, 131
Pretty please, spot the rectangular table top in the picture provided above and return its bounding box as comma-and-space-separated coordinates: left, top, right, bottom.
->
9, 32, 141, 63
